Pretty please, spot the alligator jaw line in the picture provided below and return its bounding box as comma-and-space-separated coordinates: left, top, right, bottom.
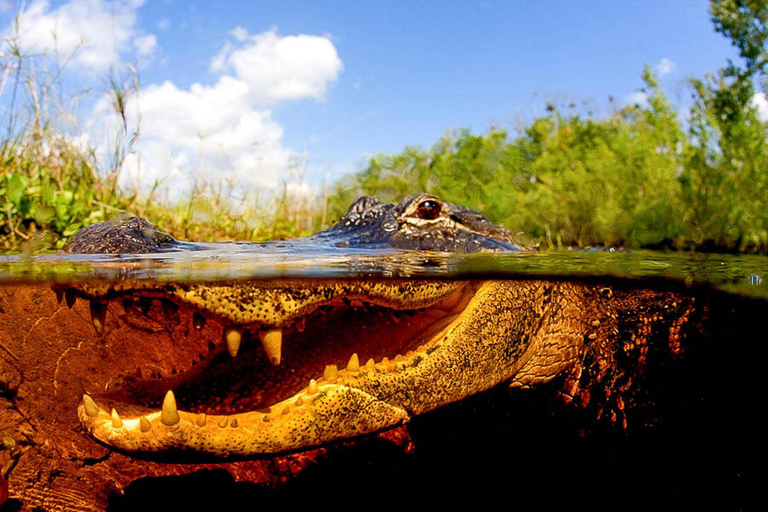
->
74, 280, 524, 456
78, 384, 410, 456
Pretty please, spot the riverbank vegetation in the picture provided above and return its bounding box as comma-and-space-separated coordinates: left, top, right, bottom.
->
1, 0, 767, 253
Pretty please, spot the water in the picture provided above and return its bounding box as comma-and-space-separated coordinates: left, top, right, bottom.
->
0, 246, 765, 509
1, 247, 766, 300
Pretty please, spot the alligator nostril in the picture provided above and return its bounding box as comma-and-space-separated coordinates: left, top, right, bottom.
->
416, 200, 441, 220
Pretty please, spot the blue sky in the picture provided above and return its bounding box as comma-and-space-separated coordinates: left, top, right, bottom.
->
0, 0, 742, 197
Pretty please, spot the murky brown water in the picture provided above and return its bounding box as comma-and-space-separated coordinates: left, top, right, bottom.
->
0, 248, 764, 509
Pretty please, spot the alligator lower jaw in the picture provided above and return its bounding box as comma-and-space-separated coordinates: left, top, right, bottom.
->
75, 282, 480, 457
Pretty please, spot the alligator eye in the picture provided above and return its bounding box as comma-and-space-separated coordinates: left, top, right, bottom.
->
416, 200, 442, 220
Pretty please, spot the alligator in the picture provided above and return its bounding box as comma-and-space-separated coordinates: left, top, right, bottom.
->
0, 194, 758, 510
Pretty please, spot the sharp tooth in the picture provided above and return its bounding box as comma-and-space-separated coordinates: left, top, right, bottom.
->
258, 329, 282, 366
89, 300, 107, 335
83, 394, 100, 418
140, 416, 151, 432
110, 408, 123, 428
347, 353, 360, 372
295, 395, 304, 407
323, 364, 338, 382
218, 417, 228, 428
308, 379, 318, 394
196, 414, 206, 427
161, 390, 180, 426
193, 313, 206, 330
295, 317, 306, 333
365, 358, 375, 369
53, 288, 64, 303
224, 328, 242, 357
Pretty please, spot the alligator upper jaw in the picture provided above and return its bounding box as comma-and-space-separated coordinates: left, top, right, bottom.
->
72, 280, 482, 457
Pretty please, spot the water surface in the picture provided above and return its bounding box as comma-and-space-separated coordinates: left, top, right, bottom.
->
0, 246, 765, 300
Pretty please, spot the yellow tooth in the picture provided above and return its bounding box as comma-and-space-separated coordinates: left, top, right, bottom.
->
224, 328, 242, 357
110, 408, 123, 428
83, 394, 99, 418
259, 329, 282, 366
347, 353, 360, 372
365, 358, 375, 369
295, 395, 304, 407
308, 379, 318, 394
161, 390, 180, 426
218, 417, 228, 428
196, 414, 206, 427
89, 300, 107, 335
140, 416, 151, 432
323, 364, 338, 382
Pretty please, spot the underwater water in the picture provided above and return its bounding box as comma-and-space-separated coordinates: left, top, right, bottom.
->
0, 247, 764, 509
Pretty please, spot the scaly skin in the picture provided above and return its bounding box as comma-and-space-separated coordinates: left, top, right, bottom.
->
73, 280, 589, 456
0, 279, 705, 511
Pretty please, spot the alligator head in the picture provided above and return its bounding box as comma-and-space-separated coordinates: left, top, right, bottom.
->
59, 194, 537, 456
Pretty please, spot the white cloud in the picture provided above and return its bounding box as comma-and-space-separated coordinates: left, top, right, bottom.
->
90, 28, 343, 198
656, 57, 676, 77
2, 2, 342, 198
210, 28, 343, 104
8, 0, 154, 73
92, 77, 293, 195
157, 18, 170, 31
750, 93, 768, 122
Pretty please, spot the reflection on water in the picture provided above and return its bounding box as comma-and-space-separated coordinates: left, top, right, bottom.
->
0, 247, 765, 299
